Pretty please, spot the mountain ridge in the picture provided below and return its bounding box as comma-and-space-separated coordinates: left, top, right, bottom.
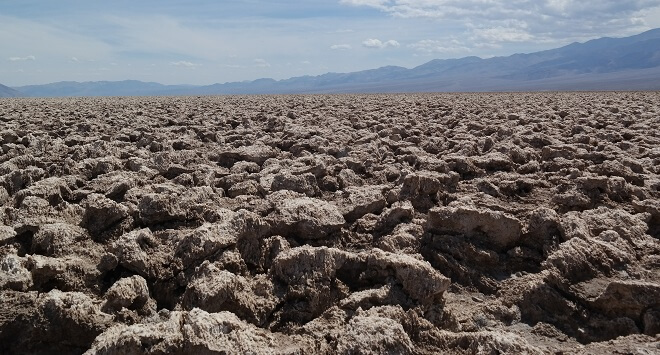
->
9, 28, 660, 97
0, 83, 22, 97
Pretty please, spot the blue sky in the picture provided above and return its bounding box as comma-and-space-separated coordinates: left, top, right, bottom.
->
2, 0, 660, 86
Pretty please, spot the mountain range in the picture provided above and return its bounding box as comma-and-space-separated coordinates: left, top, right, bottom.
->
0, 83, 21, 97
3, 28, 660, 97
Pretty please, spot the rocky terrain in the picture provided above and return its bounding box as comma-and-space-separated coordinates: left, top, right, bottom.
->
0, 92, 658, 354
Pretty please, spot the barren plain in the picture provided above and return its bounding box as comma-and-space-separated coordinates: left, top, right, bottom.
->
0, 93, 659, 354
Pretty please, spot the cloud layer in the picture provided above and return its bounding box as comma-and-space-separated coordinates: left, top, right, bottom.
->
409, 40, 469, 53
8, 55, 36, 61
254, 58, 271, 68
330, 44, 352, 50
341, 0, 660, 42
362, 39, 400, 48
170, 61, 199, 68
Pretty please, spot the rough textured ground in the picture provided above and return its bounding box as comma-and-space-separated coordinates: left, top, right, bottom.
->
0, 93, 659, 354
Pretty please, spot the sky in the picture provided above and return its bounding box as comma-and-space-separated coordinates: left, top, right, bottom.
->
2, 0, 660, 86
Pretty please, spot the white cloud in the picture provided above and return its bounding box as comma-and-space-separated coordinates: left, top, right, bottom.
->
254, 58, 271, 67
409, 40, 470, 53
170, 61, 199, 68
8, 55, 36, 61
341, 0, 660, 20
2, 12, 378, 85
330, 44, 352, 50
340, 0, 389, 8
0, 16, 113, 59
328, 29, 355, 33
341, 0, 660, 43
471, 27, 534, 42
474, 42, 502, 50
362, 38, 400, 48
71, 56, 80, 62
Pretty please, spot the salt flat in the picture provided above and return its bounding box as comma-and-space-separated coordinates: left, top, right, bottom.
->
0, 93, 658, 354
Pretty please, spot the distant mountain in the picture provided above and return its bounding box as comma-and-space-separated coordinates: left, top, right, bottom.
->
14, 80, 195, 98
12, 28, 660, 97
0, 83, 22, 97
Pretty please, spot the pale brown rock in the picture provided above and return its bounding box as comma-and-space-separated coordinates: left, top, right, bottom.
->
182, 262, 278, 325
271, 172, 319, 196
137, 193, 186, 224
427, 205, 523, 250
85, 308, 316, 355
0, 254, 32, 291
0, 225, 16, 243
336, 314, 415, 354
592, 281, 660, 320
340, 185, 387, 221
110, 228, 168, 279
103, 275, 150, 311
81, 193, 129, 235
268, 197, 345, 238
0, 93, 658, 354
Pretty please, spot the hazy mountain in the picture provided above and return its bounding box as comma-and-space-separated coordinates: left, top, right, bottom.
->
12, 28, 660, 97
14, 80, 195, 98
0, 83, 22, 97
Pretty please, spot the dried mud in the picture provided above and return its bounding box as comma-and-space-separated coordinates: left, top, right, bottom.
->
0, 92, 659, 354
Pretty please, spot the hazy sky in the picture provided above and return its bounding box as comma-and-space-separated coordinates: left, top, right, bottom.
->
2, 0, 660, 86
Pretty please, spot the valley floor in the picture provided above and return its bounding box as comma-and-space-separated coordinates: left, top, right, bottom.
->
0, 92, 659, 354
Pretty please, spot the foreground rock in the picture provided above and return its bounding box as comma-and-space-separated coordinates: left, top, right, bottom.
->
86, 308, 318, 355
0, 93, 658, 354
268, 197, 345, 239
427, 205, 523, 250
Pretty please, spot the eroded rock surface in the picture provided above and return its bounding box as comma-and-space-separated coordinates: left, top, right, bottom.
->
0, 93, 658, 353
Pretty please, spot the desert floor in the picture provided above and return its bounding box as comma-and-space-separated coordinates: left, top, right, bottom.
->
0, 93, 659, 354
